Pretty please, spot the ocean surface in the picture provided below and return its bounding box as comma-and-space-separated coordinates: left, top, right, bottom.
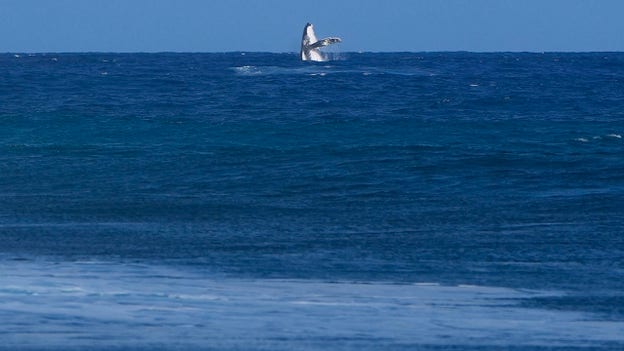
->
1, 52, 623, 350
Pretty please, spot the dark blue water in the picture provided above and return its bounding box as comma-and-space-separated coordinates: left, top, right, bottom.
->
1, 52, 623, 350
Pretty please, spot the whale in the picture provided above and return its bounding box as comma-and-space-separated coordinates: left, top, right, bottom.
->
300, 23, 341, 62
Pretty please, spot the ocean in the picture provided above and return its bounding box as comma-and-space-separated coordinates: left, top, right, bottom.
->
1, 52, 623, 350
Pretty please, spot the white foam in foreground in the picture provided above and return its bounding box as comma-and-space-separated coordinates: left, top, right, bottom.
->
1, 260, 623, 350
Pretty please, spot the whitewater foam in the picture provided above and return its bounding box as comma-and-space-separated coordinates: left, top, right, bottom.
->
1, 259, 623, 350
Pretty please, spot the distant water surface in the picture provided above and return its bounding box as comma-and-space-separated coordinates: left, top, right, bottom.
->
1, 52, 623, 350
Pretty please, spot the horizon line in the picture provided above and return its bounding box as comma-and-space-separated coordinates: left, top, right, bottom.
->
4, 50, 624, 55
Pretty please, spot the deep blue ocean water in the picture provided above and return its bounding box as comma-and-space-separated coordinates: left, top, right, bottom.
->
1, 52, 623, 350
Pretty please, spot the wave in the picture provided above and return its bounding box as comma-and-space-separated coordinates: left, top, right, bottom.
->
2, 259, 623, 350
231, 65, 431, 77
575, 133, 623, 143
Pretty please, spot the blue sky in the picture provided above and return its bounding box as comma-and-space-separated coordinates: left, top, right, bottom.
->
1, 0, 623, 52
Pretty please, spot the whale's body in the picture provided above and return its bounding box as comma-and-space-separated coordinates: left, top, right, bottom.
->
300, 23, 341, 62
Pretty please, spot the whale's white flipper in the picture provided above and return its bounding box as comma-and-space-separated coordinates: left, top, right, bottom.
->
300, 23, 341, 62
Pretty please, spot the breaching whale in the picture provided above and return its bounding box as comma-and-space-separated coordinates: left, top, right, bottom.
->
300, 23, 341, 62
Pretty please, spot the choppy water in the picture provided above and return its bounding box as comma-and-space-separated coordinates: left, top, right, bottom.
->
1, 52, 624, 350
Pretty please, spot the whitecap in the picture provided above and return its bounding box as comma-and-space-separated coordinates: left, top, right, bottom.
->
606, 133, 622, 139
231, 65, 262, 76
458, 284, 480, 288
